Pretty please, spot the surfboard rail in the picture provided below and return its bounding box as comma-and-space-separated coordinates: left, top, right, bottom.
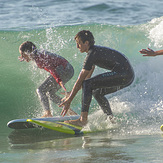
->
7, 115, 80, 129
27, 119, 85, 135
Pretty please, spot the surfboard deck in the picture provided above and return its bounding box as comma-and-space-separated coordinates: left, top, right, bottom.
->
27, 119, 90, 135
7, 115, 80, 129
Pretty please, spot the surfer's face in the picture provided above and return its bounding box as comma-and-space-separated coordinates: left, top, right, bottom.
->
19, 50, 31, 62
75, 37, 90, 53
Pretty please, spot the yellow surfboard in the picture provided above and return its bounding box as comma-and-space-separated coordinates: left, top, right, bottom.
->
160, 125, 163, 132
7, 115, 80, 129
27, 119, 90, 135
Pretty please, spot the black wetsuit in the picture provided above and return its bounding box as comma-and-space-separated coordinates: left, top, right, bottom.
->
82, 45, 134, 115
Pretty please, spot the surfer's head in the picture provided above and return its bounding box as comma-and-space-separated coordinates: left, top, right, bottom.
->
75, 30, 95, 46
19, 41, 37, 62
75, 30, 95, 53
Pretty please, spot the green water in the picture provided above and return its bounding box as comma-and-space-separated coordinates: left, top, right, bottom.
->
1, 22, 163, 162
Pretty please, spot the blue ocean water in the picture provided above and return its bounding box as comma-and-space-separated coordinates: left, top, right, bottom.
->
1, 0, 163, 30
1, 0, 163, 162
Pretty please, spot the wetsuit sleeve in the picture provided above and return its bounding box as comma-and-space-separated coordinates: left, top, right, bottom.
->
44, 67, 62, 84
83, 51, 94, 71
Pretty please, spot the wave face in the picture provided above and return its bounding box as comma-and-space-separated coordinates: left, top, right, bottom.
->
1, 17, 163, 133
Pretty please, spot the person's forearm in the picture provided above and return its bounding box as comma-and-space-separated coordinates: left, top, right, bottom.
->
77, 66, 95, 90
68, 78, 82, 101
155, 50, 163, 56
68, 69, 90, 101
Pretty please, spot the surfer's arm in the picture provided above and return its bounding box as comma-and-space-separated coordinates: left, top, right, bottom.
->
77, 65, 95, 90
153, 49, 163, 56
139, 48, 163, 57
60, 68, 90, 116
69, 68, 90, 101
85, 65, 95, 79
62, 65, 95, 97
44, 67, 66, 91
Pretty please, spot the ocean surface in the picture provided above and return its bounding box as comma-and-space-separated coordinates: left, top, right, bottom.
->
1, 0, 163, 162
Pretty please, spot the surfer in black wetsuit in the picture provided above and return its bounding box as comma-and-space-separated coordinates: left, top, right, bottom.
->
59, 30, 135, 127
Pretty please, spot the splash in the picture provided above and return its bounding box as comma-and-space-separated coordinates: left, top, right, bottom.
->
148, 17, 163, 48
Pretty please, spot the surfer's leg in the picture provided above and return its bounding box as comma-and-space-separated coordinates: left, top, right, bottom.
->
93, 87, 121, 116
82, 72, 132, 117
65, 72, 126, 126
81, 72, 120, 113
48, 84, 62, 104
36, 75, 56, 117
49, 64, 76, 115
38, 64, 73, 107
93, 87, 126, 123
48, 64, 74, 105
54, 64, 77, 115
93, 88, 112, 115
56, 64, 74, 85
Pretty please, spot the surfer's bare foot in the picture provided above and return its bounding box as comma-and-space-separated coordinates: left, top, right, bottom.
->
65, 112, 88, 127
41, 110, 53, 117
65, 118, 87, 127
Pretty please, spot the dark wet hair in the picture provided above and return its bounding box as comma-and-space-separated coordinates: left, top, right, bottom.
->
19, 41, 37, 53
74, 30, 95, 46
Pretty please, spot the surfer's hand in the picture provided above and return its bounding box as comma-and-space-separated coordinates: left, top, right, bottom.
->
59, 99, 71, 116
59, 81, 67, 91
60, 91, 71, 102
139, 48, 156, 56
